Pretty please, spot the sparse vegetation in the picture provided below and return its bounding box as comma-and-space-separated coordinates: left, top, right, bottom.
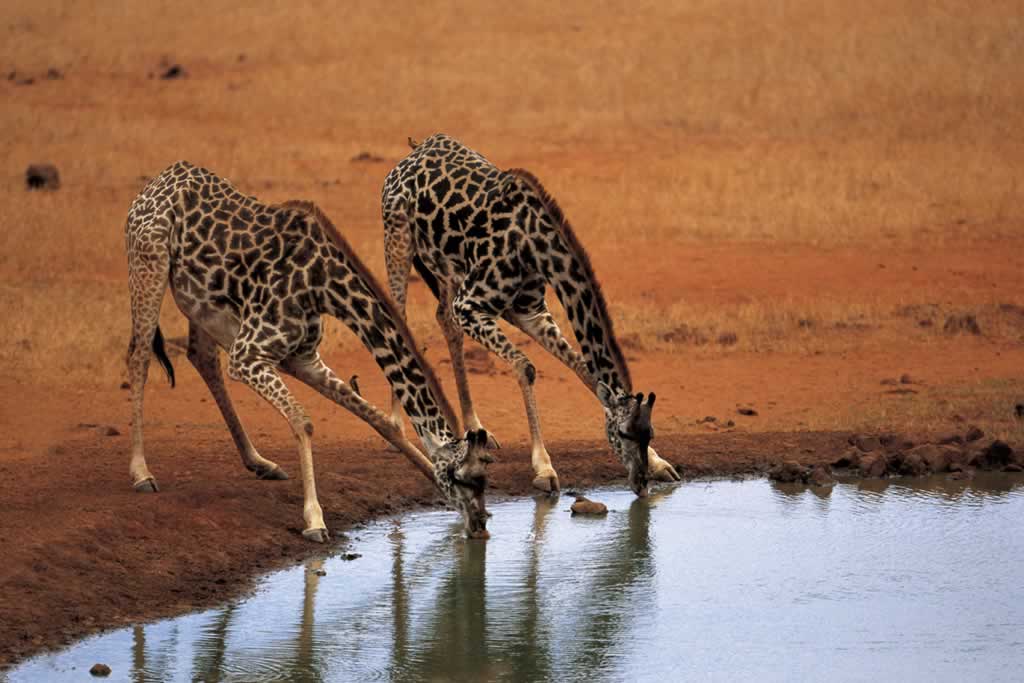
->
1, 0, 1022, 432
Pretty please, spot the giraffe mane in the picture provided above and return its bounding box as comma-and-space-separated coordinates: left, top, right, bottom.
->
278, 200, 461, 436
505, 168, 633, 393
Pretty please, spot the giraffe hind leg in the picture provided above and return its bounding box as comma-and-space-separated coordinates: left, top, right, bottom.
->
126, 236, 172, 492
382, 206, 415, 444
436, 283, 501, 449
186, 322, 288, 480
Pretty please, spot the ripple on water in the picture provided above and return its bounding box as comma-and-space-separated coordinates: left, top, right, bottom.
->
9, 473, 1024, 682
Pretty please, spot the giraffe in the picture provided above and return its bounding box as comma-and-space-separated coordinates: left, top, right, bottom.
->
381, 134, 680, 495
125, 161, 492, 542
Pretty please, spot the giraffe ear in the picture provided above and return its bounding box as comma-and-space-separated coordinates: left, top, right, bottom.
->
596, 381, 615, 407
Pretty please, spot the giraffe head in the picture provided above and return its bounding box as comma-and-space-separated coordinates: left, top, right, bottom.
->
431, 428, 494, 539
597, 382, 656, 497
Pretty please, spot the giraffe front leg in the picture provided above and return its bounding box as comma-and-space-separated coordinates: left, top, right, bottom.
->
453, 293, 558, 493
228, 355, 327, 542
284, 355, 436, 483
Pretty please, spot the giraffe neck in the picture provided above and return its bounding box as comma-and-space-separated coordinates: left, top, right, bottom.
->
526, 219, 632, 395
289, 205, 459, 452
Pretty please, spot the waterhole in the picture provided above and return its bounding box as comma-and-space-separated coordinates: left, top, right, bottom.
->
11, 473, 1024, 682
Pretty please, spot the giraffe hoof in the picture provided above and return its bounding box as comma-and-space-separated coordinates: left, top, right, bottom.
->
257, 465, 289, 481
302, 527, 330, 543
532, 473, 560, 493
133, 477, 159, 493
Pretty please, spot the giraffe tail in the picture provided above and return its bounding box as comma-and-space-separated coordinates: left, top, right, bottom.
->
152, 325, 176, 388
412, 254, 441, 300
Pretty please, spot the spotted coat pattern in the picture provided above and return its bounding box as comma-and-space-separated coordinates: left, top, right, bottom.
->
125, 161, 489, 540
381, 134, 677, 494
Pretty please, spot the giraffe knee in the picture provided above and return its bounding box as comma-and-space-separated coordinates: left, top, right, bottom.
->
516, 360, 537, 385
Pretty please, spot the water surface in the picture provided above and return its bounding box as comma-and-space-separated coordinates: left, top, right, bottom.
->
11, 473, 1024, 682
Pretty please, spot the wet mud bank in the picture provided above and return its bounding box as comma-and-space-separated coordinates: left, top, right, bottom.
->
0, 429, 1016, 668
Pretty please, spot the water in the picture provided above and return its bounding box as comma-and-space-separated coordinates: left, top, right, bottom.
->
9, 473, 1024, 682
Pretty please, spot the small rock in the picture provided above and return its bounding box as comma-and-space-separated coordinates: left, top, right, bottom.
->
89, 663, 111, 677
964, 425, 985, 442
809, 465, 834, 487
25, 163, 60, 190
341, 552, 361, 561
570, 496, 608, 515
850, 434, 882, 453
937, 433, 963, 446
899, 373, 914, 384
898, 452, 929, 477
831, 449, 861, 469
949, 470, 974, 481
768, 460, 807, 484
1014, 404, 1023, 419
943, 314, 981, 335
1005, 464, 1023, 473
737, 407, 758, 416
351, 151, 385, 163
120, 381, 130, 390
975, 440, 1014, 470
909, 444, 949, 473
859, 452, 887, 478
46, 67, 63, 80
717, 331, 738, 346
160, 64, 186, 79
101, 426, 120, 437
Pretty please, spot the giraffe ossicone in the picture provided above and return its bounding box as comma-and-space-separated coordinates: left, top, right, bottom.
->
381, 134, 679, 496
124, 161, 491, 541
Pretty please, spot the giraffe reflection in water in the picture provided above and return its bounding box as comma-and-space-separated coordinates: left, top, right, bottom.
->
119, 489, 674, 682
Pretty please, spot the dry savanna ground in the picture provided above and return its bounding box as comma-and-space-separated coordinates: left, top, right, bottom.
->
1, 0, 1023, 666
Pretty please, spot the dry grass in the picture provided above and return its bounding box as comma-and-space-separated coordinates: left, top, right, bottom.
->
1, 0, 1022, 405
816, 377, 1024, 444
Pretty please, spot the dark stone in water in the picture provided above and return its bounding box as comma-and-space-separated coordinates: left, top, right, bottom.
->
908, 444, 949, 473
89, 663, 111, 677
974, 440, 1014, 471
809, 465, 834, 487
341, 552, 361, 561
898, 452, 929, 477
570, 496, 608, 515
769, 460, 807, 484
859, 453, 887, 478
